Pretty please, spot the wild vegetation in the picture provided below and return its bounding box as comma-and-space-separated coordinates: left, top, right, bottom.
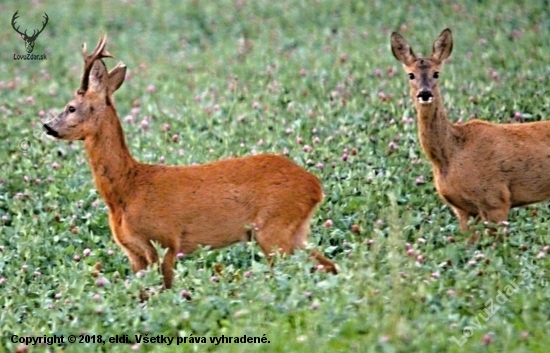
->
1, 1, 549, 352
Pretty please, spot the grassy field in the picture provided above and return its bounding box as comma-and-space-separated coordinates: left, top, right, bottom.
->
1, 0, 550, 352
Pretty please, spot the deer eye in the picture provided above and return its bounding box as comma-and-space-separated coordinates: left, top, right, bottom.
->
408, 73, 415, 80
433, 72, 440, 79
68, 106, 76, 113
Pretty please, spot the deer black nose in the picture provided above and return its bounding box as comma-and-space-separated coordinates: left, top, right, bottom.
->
417, 90, 433, 101
43, 124, 58, 137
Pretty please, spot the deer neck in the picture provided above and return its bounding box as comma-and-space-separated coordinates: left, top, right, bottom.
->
413, 90, 455, 176
83, 108, 137, 212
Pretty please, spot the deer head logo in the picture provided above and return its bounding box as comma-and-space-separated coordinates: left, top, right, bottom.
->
12, 10, 49, 54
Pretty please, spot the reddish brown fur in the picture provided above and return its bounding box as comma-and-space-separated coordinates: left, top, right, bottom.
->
391, 29, 550, 239
44, 35, 337, 288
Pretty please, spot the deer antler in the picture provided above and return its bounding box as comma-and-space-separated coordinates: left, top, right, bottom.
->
79, 34, 113, 93
11, 11, 26, 38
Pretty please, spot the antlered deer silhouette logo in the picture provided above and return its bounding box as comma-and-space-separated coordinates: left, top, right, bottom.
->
12, 10, 49, 54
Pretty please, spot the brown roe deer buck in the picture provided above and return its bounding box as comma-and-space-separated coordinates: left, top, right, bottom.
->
391, 28, 550, 241
43, 35, 337, 288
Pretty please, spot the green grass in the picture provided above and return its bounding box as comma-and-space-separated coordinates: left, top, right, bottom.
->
1, 0, 550, 352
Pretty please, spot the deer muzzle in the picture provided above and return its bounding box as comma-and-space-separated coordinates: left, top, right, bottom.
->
417, 90, 433, 105
43, 123, 59, 137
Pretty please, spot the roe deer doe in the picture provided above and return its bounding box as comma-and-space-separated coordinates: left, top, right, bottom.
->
391, 28, 550, 240
43, 35, 337, 288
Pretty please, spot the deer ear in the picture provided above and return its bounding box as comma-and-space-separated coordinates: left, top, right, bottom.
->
432, 28, 453, 62
391, 32, 416, 65
107, 62, 127, 95
88, 59, 108, 95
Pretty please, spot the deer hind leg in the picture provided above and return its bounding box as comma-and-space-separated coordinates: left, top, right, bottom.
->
254, 213, 337, 274
293, 217, 337, 274
253, 215, 298, 268
161, 247, 176, 289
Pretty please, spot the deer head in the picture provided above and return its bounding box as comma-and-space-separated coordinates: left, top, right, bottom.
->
43, 35, 127, 140
391, 28, 453, 106
12, 11, 49, 53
